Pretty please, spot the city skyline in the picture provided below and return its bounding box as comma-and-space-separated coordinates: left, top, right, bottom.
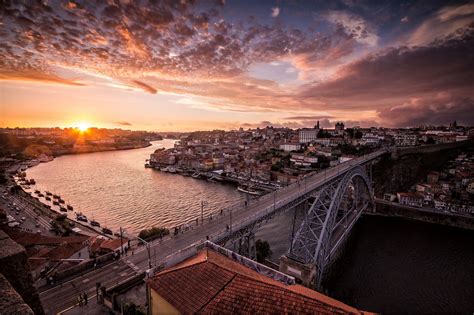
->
1, 0, 474, 131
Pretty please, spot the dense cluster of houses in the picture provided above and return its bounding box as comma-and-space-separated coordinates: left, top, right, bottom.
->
0, 226, 127, 281
387, 153, 474, 214
149, 122, 473, 186
0, 127, 161, 158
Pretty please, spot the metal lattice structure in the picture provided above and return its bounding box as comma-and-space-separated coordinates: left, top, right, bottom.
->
287, 166, 373, 288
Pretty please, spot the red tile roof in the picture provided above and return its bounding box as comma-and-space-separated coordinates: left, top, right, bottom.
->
2, 227, 89, 247
148, 249, 367, 314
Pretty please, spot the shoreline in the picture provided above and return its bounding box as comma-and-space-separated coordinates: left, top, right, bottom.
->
9, 140, 166, 237
51, 141, 153, 157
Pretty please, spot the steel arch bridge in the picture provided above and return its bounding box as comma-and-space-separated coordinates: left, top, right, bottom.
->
283, 166, 374, 289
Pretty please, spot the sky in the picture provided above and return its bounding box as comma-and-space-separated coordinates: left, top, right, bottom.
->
1, 0, 473, 131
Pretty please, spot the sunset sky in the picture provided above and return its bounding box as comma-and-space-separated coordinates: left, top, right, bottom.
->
1, 0, 473, 131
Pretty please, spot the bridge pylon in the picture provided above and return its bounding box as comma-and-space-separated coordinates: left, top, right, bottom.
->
279, 166, 373, 290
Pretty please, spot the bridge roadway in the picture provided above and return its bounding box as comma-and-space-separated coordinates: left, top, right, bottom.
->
39, 150, 385, 314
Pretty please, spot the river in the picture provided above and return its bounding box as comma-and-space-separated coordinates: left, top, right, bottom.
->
256, 213, 474, 313
26, 141, 474, 313
26, 139, 243, 235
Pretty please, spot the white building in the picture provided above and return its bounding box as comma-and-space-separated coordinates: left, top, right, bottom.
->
279, 143, 301, 152
394, 134, 418, 147
299, 128, 319, 144
290, 154, 318, 167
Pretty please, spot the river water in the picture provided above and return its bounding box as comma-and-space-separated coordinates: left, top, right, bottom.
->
26, 139, 243, 234
26, 141, 474, 313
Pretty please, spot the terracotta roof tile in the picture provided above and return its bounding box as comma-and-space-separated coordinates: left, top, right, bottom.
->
148, 249, 365, 314
149, 260, 235, 313
2, 227, 89, 247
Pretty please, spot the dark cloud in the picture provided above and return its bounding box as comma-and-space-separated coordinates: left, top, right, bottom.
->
132, 80, 157, 94
378, 95, 474, 127
284, 115, 334, 121
116, 121, 132, 126
299, 25, 474, 110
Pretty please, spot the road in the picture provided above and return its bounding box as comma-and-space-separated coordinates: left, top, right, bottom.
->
39, 150, 385, 314
1, 187, 55, 236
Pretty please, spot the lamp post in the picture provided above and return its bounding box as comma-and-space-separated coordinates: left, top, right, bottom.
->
201, 200, 208, 225
229, 208, 232, 234
273, 190, 276, 211
137, 236, 152, 269
119, 227, 124, 256
304, 176, 307, 195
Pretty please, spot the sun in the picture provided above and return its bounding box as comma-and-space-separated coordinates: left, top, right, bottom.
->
75, 122, 90, 132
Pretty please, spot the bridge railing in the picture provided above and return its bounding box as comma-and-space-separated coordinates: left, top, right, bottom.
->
166, 150, 386, 239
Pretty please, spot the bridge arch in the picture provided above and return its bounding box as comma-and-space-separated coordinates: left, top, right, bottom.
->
285, 166, 373, 289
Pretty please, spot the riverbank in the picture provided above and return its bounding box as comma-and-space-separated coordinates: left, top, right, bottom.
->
372, 199, 474, 230
53, 141, 152, 156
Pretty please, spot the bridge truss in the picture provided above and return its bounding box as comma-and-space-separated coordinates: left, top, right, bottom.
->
286, 166, 374, 289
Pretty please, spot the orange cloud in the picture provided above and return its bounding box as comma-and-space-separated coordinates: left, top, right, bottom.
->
0, 71, 85, 86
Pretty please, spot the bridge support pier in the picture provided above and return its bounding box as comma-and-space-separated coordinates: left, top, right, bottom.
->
279, 256, 317, 288
231, 231, 256, 260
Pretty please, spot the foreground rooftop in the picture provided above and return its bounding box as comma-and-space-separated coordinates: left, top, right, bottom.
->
148, 247, 372, 314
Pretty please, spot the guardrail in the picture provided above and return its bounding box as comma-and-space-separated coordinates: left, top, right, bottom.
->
163, 150, 386, 241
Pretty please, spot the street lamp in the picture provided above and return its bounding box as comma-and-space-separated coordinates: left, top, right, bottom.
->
273, 190, 276, 211
229, 208, 232, 234
137, 236, 152, 269
201, 200, 208, 225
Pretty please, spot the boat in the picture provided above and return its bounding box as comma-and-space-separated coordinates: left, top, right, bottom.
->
38, 193, 44, 197
53, 201, 59, 205
59, 207, 67, 212
38, 154, 54, 163
45, 191, 52, 196
144, 163, 152, 168
53, 194, 60, 199
28, 179, 36, 185
34, 190, 40, 194
168, 167, 177, 173
90, 220, 100, 227
102, 227, 113, 235
76, 213, 88, 222
192, 172, 201, 178
67, 204, 73, 210
237, 185, 262, 196
45, 196, 51, 201
58, 199, 65, 204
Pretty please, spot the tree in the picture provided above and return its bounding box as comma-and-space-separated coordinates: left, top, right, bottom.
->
345, 128, 354, 138
138, 226, 169, 240
354, 130, 363, 139
123, 302, 145, 315
55, 214, 67, 221
256, 239, 272, 263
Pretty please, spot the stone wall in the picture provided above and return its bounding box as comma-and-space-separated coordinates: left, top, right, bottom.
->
0, 273, 34, 314
0, 230, 44, 315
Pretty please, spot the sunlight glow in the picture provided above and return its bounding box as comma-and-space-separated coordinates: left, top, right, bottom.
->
75, 122, 90, 132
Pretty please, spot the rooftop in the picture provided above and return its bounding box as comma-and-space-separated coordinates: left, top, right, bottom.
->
148, 248, 370, 314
